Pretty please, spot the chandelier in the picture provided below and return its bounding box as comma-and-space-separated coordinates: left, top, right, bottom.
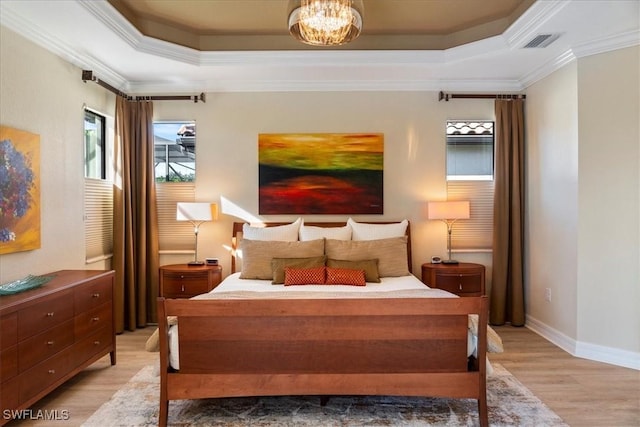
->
288, 0, 364, 46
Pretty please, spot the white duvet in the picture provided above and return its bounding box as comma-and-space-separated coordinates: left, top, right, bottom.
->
167, 273, 486, 370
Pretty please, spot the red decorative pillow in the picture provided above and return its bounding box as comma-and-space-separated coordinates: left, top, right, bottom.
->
325, 267, 366, 286
284, 266, 326, 286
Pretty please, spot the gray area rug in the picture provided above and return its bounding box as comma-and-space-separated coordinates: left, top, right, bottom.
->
83, 364, 567, 426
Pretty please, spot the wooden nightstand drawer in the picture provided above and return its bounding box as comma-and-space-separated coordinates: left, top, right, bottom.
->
162, 279, 211, 298
159, 264, 222, 299
421, 262, 485, 297
435, 273, 482, 294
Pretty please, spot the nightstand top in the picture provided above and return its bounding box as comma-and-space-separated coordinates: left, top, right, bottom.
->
422, 262, 483, 270
160, 264, 221, 272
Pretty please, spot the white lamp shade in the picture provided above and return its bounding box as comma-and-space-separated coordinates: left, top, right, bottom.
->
176, 202, 218, 222
427, 201, 470, 220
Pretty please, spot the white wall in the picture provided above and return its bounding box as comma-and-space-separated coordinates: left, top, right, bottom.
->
525, 62, 579, 340
576, 47, 640, 357
525, 46, 640, 368
0, 27, 115, 282
154, 92, 494, 282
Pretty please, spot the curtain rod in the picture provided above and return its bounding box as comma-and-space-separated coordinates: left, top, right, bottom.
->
82, 70, 205, 103
438, 91, 525, 102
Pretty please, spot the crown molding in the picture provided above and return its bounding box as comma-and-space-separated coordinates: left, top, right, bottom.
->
2, 0, 638, 93
572, 29, 640, 59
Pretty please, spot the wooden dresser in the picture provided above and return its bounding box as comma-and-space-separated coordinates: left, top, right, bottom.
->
0, 270, 115, 425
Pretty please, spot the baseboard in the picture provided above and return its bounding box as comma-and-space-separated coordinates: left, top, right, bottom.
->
525, 314, 640, 371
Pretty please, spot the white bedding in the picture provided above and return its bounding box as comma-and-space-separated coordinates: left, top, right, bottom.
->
168, 273, 481, 370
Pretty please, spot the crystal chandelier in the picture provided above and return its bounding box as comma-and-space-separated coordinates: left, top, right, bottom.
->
288, 0, 363, 46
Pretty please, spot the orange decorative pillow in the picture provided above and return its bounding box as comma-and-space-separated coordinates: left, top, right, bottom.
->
284, 266, 326, 286
325, 267, 366, 286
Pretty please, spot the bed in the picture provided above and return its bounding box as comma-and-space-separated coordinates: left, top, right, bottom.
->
157, 220, 497, 427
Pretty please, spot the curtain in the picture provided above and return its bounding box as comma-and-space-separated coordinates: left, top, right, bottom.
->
113, 97, 160, 333
490, 99, 525, 326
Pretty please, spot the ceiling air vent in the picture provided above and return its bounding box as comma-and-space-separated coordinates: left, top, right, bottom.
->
522, 33, 560, 48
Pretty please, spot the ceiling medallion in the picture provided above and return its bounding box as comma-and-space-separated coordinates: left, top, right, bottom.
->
288, 0, 364, 46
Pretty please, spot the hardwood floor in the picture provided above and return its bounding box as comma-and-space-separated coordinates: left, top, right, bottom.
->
6, 326, 639, 426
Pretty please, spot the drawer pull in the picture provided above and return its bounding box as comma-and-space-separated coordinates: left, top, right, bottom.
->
48, 369, 55, 374
93, 341, 101, 345
47, 340, 54, 346
181, 284, 185, 292
92, 317, 100, 322
459, 284, 463, 291
46, 312, 55, 317
180, 275, 184, 279
92, 293, 100, 298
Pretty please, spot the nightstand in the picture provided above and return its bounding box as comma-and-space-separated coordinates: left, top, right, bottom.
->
421, 262, 485, 297
159, 264, 222, 299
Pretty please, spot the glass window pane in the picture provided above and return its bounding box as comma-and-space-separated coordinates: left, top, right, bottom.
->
84, 110, 105, 179
154, 121, 196, 182
446, 121, 494, 180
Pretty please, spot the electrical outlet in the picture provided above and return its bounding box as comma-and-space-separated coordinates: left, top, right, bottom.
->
544, 288, 551, 302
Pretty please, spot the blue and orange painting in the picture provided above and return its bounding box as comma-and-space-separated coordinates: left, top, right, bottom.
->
259, 133, 383, 215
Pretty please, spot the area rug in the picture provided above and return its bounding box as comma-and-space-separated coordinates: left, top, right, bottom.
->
83, 364, 567, 427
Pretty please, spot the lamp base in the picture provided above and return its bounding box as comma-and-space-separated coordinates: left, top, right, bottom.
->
442, 259, 459, 265
187, 261, 205, 266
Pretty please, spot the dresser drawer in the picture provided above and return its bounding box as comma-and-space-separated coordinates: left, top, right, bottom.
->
18, 319, 74, 373
74, 276, 113, 311
1, 314, 17, 348
19, 347, 75, 403
1, 376, 20, 413
18, 292, 74, 341
75, 301, 113, 338
436, 273, 482, 294
74, 327, 113, 366
1, 346, 18, 382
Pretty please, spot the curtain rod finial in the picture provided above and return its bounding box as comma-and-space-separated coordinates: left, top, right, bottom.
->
194, 93, 206, 103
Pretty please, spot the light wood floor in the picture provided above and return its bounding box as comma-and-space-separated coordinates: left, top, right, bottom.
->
7, 326, 639, 426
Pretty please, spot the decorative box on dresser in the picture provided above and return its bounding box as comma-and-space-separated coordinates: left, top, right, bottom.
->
421, 262, 486, 297
0, 270, 115, 425
159, 264, 222, 299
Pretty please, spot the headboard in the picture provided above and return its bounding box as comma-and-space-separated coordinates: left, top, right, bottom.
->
231, 221, 412, 275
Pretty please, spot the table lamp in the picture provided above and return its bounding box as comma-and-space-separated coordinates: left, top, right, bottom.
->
176, 202, 218, 266
427, 201, 470, 264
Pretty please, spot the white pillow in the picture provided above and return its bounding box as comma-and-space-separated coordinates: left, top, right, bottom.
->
347, 218, 409, 241
299, 224, 352, 241
242, 218, 302, 241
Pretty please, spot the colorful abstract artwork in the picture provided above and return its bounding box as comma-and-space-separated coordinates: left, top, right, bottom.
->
0, 126, 41, 254
259, 133, 383, 214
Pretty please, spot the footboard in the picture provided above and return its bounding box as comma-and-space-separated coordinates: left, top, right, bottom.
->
158, 296, 488, 427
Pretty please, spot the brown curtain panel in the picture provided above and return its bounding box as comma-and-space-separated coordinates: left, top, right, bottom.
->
490, 99, 525, 326
113, 97, 160, 333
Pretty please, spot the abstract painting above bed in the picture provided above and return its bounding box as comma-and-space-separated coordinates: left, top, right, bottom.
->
258, 133, 383, 214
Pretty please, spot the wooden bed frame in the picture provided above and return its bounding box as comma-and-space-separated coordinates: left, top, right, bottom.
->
157, 221, 489, 427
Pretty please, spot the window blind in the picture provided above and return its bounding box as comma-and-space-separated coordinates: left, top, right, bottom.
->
84, 178, 113, 261
446, 180, 494, 250
156, 182, 196, 251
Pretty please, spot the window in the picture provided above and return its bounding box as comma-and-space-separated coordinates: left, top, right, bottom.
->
446, 121, 494, 250
84, 109, 113, 262
84, 110, 106, 179
154, 121, 196, 182
154, 121, 196, 252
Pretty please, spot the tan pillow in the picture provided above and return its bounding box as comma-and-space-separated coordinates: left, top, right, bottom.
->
271, 256, 327, 284
239, 239, 324, 280
324, 237, 409, 277
326, 258, 380, 283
